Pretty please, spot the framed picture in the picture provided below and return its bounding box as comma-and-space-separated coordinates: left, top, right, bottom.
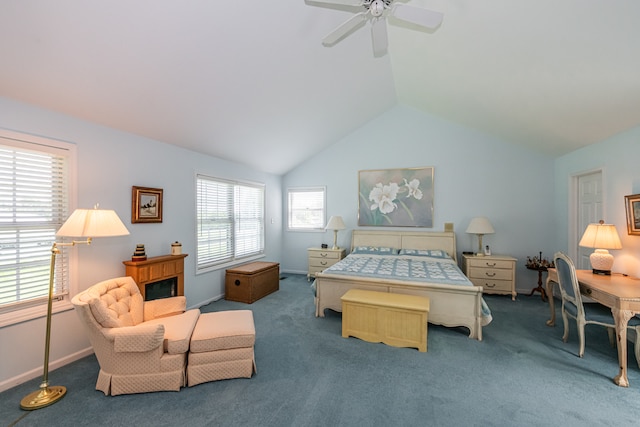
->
625, 193, 640, 235
358, 167, 434, 227
132, 186, 163, 223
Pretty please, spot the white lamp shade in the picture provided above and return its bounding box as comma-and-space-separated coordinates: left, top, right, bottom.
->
578, 222, 622, 250
465, 217, 495, 235
56, 208, 130, 238
325, 215, 345, 231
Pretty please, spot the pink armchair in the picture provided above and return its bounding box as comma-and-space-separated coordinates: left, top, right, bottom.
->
71, 276, 200, 395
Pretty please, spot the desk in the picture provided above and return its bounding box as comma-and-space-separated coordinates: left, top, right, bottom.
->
545, 268, 640, 387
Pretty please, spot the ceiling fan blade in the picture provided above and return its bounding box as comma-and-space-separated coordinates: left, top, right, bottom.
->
371, 18, 388, 57
322, 12, 367, 46
308, 0, 362, 5
391, 4, 443, 29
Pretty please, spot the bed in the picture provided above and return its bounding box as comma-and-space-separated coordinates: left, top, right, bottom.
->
313, 229, 491, 341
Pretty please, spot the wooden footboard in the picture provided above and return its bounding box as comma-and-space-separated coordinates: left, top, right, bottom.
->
315, 273, 484, 341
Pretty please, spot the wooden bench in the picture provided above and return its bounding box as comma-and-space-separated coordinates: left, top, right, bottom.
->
341, 289, 430, 352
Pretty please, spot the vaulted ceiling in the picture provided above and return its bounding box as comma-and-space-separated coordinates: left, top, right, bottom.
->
1, 1, 639, 174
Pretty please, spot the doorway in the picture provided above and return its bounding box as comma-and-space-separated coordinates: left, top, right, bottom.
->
571, 170, 603, 270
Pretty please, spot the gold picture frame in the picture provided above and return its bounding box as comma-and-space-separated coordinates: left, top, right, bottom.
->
625, 193, 640, 235
132, 186, 163, 223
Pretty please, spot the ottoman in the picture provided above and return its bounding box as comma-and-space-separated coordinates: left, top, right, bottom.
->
187, 310, 256, 387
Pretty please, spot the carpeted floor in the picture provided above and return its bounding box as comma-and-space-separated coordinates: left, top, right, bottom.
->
2, 274, 640, 427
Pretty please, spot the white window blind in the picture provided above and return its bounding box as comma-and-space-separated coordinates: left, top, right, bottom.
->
0, 140, 70, 313
196, 175, 265, 271
288, 187, 326, 230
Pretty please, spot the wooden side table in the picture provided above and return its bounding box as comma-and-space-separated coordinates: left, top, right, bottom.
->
526, 265, 548, 301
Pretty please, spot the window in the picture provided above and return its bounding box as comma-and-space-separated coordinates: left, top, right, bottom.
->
0, 132, 75, 321
287, 187, 326, 231
196, 174, 265, 272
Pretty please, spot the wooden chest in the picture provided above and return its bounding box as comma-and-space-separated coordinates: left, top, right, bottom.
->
225, 261, 279, 304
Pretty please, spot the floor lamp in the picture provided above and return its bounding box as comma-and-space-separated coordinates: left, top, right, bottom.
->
20, 207, 129, 411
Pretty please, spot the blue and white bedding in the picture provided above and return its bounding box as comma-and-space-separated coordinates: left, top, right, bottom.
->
319, 250, 492, 324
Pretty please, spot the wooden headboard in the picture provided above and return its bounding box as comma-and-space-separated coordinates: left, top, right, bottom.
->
350, 229, 458, 262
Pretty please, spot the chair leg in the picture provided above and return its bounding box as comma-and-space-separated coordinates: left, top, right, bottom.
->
635, 328, 640, 370
561, 310, 570, 343
607, 327, 615, 348
577, 320, 586, 358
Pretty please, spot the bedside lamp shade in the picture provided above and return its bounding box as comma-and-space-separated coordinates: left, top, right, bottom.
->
466, 217, 495, 256
325, 215, 345, 250
579, 220, 622, 275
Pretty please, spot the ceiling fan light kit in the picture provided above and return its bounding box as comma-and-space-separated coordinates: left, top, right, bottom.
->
310, 0, 443, 56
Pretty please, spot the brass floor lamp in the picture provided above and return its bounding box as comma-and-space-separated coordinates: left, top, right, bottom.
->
20, 207, 129, 410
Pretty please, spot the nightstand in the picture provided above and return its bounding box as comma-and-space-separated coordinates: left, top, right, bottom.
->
461, 254, 517, 300
307, 248, 346, 281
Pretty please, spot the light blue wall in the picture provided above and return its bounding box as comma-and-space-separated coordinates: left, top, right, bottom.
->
554, 125, 640, 277
283, 105, 557, 290
0, 96, 283, 389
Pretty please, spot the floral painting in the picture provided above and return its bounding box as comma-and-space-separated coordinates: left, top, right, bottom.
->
358, 167, 434, 227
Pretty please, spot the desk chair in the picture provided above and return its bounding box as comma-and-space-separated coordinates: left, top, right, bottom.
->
554, 252, 614, 358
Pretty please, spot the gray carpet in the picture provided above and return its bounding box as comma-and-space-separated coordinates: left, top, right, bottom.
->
2, 274, 640, 427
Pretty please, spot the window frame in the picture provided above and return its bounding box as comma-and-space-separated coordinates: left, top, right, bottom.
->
287, 186, 326, 232
0, 130, 77, 327
195, 174, 266, 274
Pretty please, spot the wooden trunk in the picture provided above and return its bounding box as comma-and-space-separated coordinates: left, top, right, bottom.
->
225, 261, 279, 304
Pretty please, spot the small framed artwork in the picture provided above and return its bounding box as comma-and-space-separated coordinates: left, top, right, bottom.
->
625, 193, 640, 235
132, 186, 163, 223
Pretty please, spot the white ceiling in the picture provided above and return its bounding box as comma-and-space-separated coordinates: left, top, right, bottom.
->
1, 1, 639, 175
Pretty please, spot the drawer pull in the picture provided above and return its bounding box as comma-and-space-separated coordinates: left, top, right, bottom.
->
234, 279, 241, 286
485, 283, 496, 288
485, 272, 496, 277
320, 261, 328, 266
485, 262, 497, 267
320, 253, 328, 257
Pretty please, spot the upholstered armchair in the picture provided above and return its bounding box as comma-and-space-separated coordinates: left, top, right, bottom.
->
71, 276, 200, 396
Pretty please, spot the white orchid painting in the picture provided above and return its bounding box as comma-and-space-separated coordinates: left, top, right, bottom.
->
358, 167, 434, 227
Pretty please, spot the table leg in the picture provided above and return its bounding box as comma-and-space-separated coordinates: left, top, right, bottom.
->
545, 275, 555, 327
528, 270, 547, 301
612, 308, 633, 387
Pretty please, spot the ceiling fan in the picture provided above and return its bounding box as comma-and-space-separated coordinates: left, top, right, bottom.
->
309, 0, 443, 56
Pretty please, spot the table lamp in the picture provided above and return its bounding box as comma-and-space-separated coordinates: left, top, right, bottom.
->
20, 206, 129, 410
578, 220, 622, 275
325, 215, 345, 250
466, 217, 494, 257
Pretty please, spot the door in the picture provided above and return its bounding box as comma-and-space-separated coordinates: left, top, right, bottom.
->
576, 171, 603, 270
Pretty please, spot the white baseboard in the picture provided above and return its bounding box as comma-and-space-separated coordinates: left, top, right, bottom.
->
0, 347, 94, 393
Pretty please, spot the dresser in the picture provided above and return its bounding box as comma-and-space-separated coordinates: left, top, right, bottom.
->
461, 254, 517, 300
307, 248, 346, 281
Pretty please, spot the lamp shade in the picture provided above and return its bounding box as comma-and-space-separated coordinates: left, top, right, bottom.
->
56, 208, 130, 238
465, 217, 495, 235
325, 215, 345, 231
578, 222, 622, 250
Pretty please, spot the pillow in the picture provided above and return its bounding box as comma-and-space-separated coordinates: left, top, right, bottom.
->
351, 246, 398, 255
398, 249, 450, 259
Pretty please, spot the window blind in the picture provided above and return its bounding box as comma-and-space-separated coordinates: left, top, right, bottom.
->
196, 175, 264, 271
0, 143, 69, 312
288, 187, 326, 230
